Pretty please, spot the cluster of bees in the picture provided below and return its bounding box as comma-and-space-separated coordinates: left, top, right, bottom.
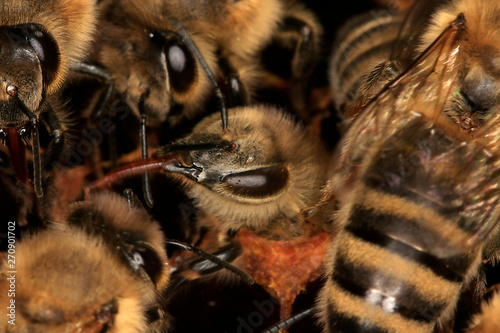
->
2, 0, 500, 332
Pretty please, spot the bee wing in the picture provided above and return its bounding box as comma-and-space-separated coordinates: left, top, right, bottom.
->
331, 13, 464, 199
389, 0, 448, 66
333, 14, 500, 252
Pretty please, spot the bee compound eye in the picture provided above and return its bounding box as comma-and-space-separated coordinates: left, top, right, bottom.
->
165, 38, 196, 94
23, 24, 60, 86
129, 244, 164, 286
221, 166, 290, 198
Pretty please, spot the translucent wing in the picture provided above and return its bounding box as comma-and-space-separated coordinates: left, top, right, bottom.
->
332, 14, 500, 254
389, 0, 449, 68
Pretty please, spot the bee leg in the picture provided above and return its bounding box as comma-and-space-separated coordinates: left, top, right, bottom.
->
40, 107, 66, 173
343, 60, 402, 117
0, 150, 32, 227
186, 242, 244, 276
35, 107, 71, 222
284, 18, 319, 81
289, 18, 319, 118
164, 239, 254, 297
264, 15, 320, 118
261, 306, 316, 333
70, 62, 117, 173
138, 91, 154, 208
70, 62, 114, 120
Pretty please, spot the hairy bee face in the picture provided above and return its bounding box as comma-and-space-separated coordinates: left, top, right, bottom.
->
319, 13, 500, 333
95, 0, 219, 126
422, 0, 500, 130
0, 0, 96, 123
0, 0, 97, 197
157, 105, 329, 237
85, 104, 330, 239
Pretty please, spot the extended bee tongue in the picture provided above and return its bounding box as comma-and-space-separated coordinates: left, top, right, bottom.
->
4, 127, 28, 184
84, 152, 186, 198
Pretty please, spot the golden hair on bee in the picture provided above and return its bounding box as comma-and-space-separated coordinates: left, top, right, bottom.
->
157, 0, 285, 61
418, 0, 500, 54
415, 0, 500, 129
0, 192, 169, 332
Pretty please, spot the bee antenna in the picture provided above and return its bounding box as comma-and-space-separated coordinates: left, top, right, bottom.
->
169, 17, 229, 130
11, 94, 43, 197
165, 239, 254, 285
261, 307, 316, 333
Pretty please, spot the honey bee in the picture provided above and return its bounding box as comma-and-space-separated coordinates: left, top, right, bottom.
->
0, 191, 170, 332
0, 0, 96, 198
141, 0, 323, 116
0, 188, 253, 332
318, 8, 500, 332
87, 105, 331, 240
86, 0, 234, 130
84, 104, 332, 327
78, 0, 244, 206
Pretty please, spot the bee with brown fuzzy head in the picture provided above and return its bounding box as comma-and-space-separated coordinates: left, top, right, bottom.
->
88, 105, 331, 240
80, 0, 245, 206
318, 6, 500, 332
166, 106, 331, 239
0, 0, 96, 200
0, 186, 256, 332
85, 0, 323, 135
88, 0, 233, 131
0, 191, 170, 333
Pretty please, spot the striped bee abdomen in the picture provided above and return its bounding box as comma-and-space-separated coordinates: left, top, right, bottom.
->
322, 115, 499, 333
329, 10, 404, 116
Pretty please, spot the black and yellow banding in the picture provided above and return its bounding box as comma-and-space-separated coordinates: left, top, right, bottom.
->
330, 10, 404, 113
